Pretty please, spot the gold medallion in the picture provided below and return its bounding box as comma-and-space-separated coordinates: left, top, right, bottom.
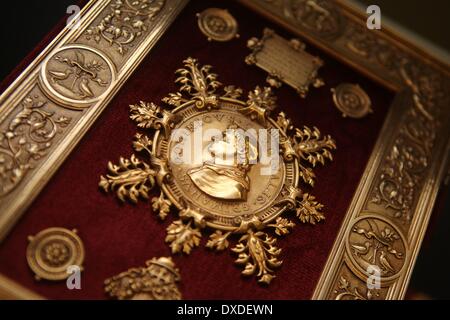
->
99, 57, 335, 284
104, 257, 181, 300
26, 227, 85, 281
331, 83, 373, 118
196, 8, 239, 42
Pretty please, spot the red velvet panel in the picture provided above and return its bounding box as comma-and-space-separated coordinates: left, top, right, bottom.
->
0, 0, 395, 299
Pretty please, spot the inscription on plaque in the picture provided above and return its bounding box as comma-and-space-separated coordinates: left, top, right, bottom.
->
246, 28, 324, 98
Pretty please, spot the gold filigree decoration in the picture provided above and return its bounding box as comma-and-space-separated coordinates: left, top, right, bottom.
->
27, 227, 84, 281
151, 191, 171, 220
277, 113, 336, 186
247, 86, 277, 111
267, 217, 295, 236
0, 96, 70, 196
196, 8, 239, 42
206, 230, 231, 251
99, 154, 156, 203
99, 57, 335, 284
296, 193, 325, 224
104, 257, 181, 300
232, 230, 282, 284
48, 50, 109, 99
130, 101, 177, 136
331, 83, 373, 118
165, 220, 202, 254
345, 23, 401, 73
223, 85, 243, 99
347, 216, 405, 278
293, 126, 335, 185
289, 0, 344, 39
240, 86, 277, 125
85, 0, 165, 55
333, 276, 380, 300
44, 242, 70, 266
370, 138, 428, 222
370, 62, 444, 223
242, 0, 449, 300
167, 57, 222, 109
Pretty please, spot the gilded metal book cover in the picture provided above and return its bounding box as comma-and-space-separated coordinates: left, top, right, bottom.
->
0, 0, 449, 308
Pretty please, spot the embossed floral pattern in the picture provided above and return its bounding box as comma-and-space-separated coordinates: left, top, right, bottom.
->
0, 96, 70, 196
85, 0, 165, 55
43, 242, 70, 266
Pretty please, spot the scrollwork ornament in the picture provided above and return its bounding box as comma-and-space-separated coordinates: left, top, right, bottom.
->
85, 0, 166, 55
99, 57, 335, 284
246, 28, 324, 98
289, 0, 345, 39
333, 276, 380, 300
0, 96, 71, 196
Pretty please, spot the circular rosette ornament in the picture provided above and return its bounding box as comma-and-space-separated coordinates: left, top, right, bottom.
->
99, 57, 336, 284
27, 227, 85, 281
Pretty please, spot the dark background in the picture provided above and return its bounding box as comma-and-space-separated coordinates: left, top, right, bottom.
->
358, 0, 450, 52
0, 0, 448, 299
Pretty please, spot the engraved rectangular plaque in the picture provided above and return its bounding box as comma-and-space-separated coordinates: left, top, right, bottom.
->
246, 28, 324, 97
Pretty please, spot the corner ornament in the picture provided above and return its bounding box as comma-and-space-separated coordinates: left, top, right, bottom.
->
99, 57, 336, 284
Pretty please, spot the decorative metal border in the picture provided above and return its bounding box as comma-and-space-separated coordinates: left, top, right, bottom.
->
0, 274, 43, 300
240, 0, 450, 299
0, 0, 188, 242
0, 0, 449, 299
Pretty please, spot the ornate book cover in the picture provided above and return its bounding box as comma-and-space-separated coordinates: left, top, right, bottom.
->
0, 0, 448, 300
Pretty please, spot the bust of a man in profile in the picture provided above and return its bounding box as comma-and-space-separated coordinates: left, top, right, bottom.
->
188, 126, 258, 201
